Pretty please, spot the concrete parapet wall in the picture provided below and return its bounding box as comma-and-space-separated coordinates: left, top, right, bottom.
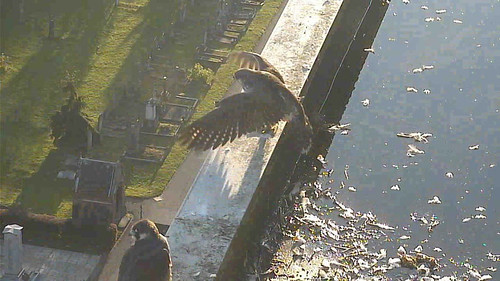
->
166, 0, 344, 280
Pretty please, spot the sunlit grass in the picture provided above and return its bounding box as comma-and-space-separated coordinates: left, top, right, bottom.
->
0, 0, 156, 216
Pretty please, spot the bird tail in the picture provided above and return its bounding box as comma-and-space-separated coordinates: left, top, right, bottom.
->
289, 117, 313, 154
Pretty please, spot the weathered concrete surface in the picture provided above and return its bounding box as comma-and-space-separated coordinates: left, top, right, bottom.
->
0, 242, 100, 281
166, 0, 344, 280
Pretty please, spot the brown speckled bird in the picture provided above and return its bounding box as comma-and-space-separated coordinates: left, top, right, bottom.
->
179, 51, 313, 153
118, 219, 172, 281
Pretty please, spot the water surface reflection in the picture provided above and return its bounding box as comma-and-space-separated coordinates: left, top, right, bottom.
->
319, 0, 499, 277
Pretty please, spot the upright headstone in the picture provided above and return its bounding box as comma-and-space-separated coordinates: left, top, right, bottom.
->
2, 224, 23, 277
86, 128, 93, 151
48, 19, 55, 39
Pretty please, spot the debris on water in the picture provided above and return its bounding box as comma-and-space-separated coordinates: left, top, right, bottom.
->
209, 273, 216, 278
317, 154, 327, 165
340, 130, 349, 135
327, 123, 351, 132
361, 99, 370, 106
459, 239, 465, 244
406, 86, 418, 93
434, 247, 442, 252
423, 89, 431, 94
489, 164, 496, 168
415, 245, 423, 253
462, 217, 472, 223
398, 246, 407, 255
486, 267, 497, 272
192, 272, 201, 277
391, 184, 400, 191
422, 65, 434, 70
344, 165, 349, 180
369, 222, 395, 230
399, 235, 411, 240
475, 206, 486, 212
428, 196, 442, 204
397, 132, 433, 143
435, 9, 447, 14
364, 48, 375, 53
473, 214, 486, 219
407, 144, 425, 157
421, 5, 429, 10
402, 0, 410, 4
469, 144, 480, 150
417, 264, 431, 276
453, 19, 463, 24
153, 196, 163, 202
413, 67, 423, 73
425, 17, 435, 22
445, 172, 454, 178
399, 252, 439, 270
348, 186, 357, 192
487, 253, 500, 262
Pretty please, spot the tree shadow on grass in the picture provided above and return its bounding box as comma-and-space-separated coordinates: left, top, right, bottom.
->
15, 147, 76, 216
0, 0, 113, 184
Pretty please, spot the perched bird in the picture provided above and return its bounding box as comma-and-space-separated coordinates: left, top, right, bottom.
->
118, 219, 172, 281
179, 51, 313, 153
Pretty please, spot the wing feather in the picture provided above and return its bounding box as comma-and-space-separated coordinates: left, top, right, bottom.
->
180, 91, 287, 150
229, 51, 285, 83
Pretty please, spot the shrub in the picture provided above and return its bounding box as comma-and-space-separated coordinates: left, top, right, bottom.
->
0, 207, 117, 253
187, 63, 214, 86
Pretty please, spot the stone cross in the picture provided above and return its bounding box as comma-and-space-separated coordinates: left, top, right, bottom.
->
2, 224, 23, 277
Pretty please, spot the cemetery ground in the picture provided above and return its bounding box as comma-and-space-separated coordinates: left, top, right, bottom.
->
0, 0, 284, 220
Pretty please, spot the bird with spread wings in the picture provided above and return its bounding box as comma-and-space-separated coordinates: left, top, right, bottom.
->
179, 51, 313, 153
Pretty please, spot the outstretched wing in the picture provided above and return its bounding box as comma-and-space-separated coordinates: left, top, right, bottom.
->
229, 51, 285, 83
179, 92, 288, 151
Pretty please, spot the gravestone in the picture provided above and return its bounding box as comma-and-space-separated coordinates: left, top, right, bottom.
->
2, 224, 23, 277
48, 19, 55, 39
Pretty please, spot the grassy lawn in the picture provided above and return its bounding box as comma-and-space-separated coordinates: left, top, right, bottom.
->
0, 0, 179, 216
1, 0, 286, 215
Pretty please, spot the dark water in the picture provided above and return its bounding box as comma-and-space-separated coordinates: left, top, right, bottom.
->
319, 0, 499, 277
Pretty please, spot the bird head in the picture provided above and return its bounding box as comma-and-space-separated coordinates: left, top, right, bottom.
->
129, 219, 160, 244
234, 68, 261, 91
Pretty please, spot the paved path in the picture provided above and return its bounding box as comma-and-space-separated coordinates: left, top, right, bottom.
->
0, 242, 100, 281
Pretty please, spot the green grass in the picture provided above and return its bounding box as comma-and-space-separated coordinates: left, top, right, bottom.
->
128, 0, 285, 198
0, 0, 179, 216
1, 0, 285, 213
1, 0, 114, 211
